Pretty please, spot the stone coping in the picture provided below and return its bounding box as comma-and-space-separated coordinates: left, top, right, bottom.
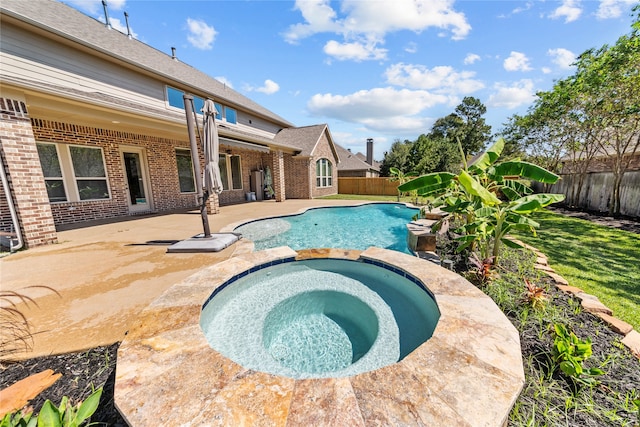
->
115, 246, 524, 426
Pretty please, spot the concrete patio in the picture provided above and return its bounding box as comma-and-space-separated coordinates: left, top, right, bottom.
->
0, 199, 364, 360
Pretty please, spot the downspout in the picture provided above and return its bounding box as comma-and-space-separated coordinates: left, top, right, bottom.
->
0, 159, 24, 251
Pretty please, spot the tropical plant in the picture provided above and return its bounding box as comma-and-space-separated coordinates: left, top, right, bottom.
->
523, 278, 547, 309
389, 167, 417, 202
398, 137, 564, 264
1, 388, 103, 427
552, 324, 604, 387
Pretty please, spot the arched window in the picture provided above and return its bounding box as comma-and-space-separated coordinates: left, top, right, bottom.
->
316, 158, 332, 187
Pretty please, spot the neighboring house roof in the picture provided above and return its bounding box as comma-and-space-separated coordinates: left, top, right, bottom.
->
0, 0, 293, 127
354, 152, 381, 171
273, 124, 339, 160
334, 143, 380, 172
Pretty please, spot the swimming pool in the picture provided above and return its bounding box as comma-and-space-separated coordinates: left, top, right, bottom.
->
233, 203, 419, 253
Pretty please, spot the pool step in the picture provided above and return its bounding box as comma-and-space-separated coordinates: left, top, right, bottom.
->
406, 219, 438, 252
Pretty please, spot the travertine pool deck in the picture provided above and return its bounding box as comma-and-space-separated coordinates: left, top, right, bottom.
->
115, 246, 524, 426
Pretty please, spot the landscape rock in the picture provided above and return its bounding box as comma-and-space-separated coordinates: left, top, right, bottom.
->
595, 312, 634, 335
621, 330, 640, 359
556, 284, 584, 295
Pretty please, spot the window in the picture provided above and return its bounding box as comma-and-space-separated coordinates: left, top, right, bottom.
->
166, 86, 235, 123
36, 143, 110, 202
316, 158, 333, 187
175, 149, 195, 193
218, 154, 243, 190
70, 146, 109, 200
37, 143, 67, 202
166, 86, 204, 112
225, 107, 237, 124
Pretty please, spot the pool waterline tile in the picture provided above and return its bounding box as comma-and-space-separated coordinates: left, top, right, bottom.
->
115, 247, 524, 426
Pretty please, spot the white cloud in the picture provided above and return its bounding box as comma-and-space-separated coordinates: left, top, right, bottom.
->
548, 48, 576, 69
215, 76, 234, 89
549, 0, 583, 23
542, 67, 552, 74
284, 0, 471, 61
64, 0, 126, 14
404, 42, 418, 54
323, 40, 387, 61
384, 63, 484, 94
109, 17, 136, 38
186, 18, 217, 50
307, 87, 448, 122
504, 51, 532, 72
487, 79, 536, 109
464, 53, 481, 65
245, 79, 280, 95
596, 0, 637, 19
512, 2, 533, 14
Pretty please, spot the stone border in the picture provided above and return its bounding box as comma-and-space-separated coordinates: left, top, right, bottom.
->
114, 246, 524, 426
510, 238, 640, 359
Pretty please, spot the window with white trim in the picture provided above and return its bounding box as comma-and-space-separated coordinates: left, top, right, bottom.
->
218, 154, 243, 190
316, 158, 333, 187
36, 142, 110, 202
175, 149, 196, 193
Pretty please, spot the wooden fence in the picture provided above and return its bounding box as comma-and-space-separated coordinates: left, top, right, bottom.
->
338, 177, 400, 196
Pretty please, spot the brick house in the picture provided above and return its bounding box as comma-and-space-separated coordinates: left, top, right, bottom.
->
0, 0, 340, 249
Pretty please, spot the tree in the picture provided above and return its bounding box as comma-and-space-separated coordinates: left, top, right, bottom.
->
407, 134, 461, 175
572, 11, 640, 215
380, 139, 412, 176
431, 97, 491, 157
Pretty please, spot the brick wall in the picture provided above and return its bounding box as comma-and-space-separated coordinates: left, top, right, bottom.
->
31, 119, 202, 225
310, 131, 338, 198
0, 98, 58, 247
284, 155, 311, 199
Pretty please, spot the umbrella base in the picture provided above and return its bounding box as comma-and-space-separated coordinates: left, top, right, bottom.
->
166, 233, 241, 253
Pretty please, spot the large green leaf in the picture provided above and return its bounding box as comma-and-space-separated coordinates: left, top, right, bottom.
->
510, 193, 565, 214
37, 401, 61, 427
416, 180, 454, 196
398, 172, 455, 192
469, 138, 505, 172
458, 170, 501, 205
493, 161, 560, 183
75, 388, 103, 424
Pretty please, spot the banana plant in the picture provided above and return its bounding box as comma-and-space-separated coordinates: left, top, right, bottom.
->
398, 138, 565, 265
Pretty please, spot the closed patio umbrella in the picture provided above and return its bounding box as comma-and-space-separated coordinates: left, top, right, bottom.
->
202, 99, 224, 196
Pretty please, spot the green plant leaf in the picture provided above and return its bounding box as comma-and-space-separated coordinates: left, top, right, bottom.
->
37, 401, 61, 427
493, 161, 561, 183
501, 238, 523, 249
458, 170, 501, 205
469, 138, 505, 172
75, 388, 103, 424
398, 172, 455, 192
510, 194, 565, 214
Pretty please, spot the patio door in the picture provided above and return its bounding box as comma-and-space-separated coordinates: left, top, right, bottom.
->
121, 147, 152, 213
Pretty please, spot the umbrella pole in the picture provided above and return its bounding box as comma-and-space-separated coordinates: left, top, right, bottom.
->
183, 94, 211, 237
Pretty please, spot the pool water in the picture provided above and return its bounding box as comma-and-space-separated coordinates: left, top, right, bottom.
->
234, 203, 419, 254
200, 258, 439, 379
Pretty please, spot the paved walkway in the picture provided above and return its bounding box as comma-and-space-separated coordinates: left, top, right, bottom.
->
0, 199, 363, 360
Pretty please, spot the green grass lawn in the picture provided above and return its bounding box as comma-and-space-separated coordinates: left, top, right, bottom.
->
514, 210, 640, 331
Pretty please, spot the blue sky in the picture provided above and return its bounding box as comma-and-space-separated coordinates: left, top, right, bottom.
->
61, 0, 637, 160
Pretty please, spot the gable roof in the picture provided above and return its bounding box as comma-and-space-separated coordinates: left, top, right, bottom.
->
334, 143, 380, 172
0, 0, 293, 127
273, 124, 339, 160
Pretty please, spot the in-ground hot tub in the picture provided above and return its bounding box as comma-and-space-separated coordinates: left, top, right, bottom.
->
200, 258, 440, 379
115, 247, 525, 426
